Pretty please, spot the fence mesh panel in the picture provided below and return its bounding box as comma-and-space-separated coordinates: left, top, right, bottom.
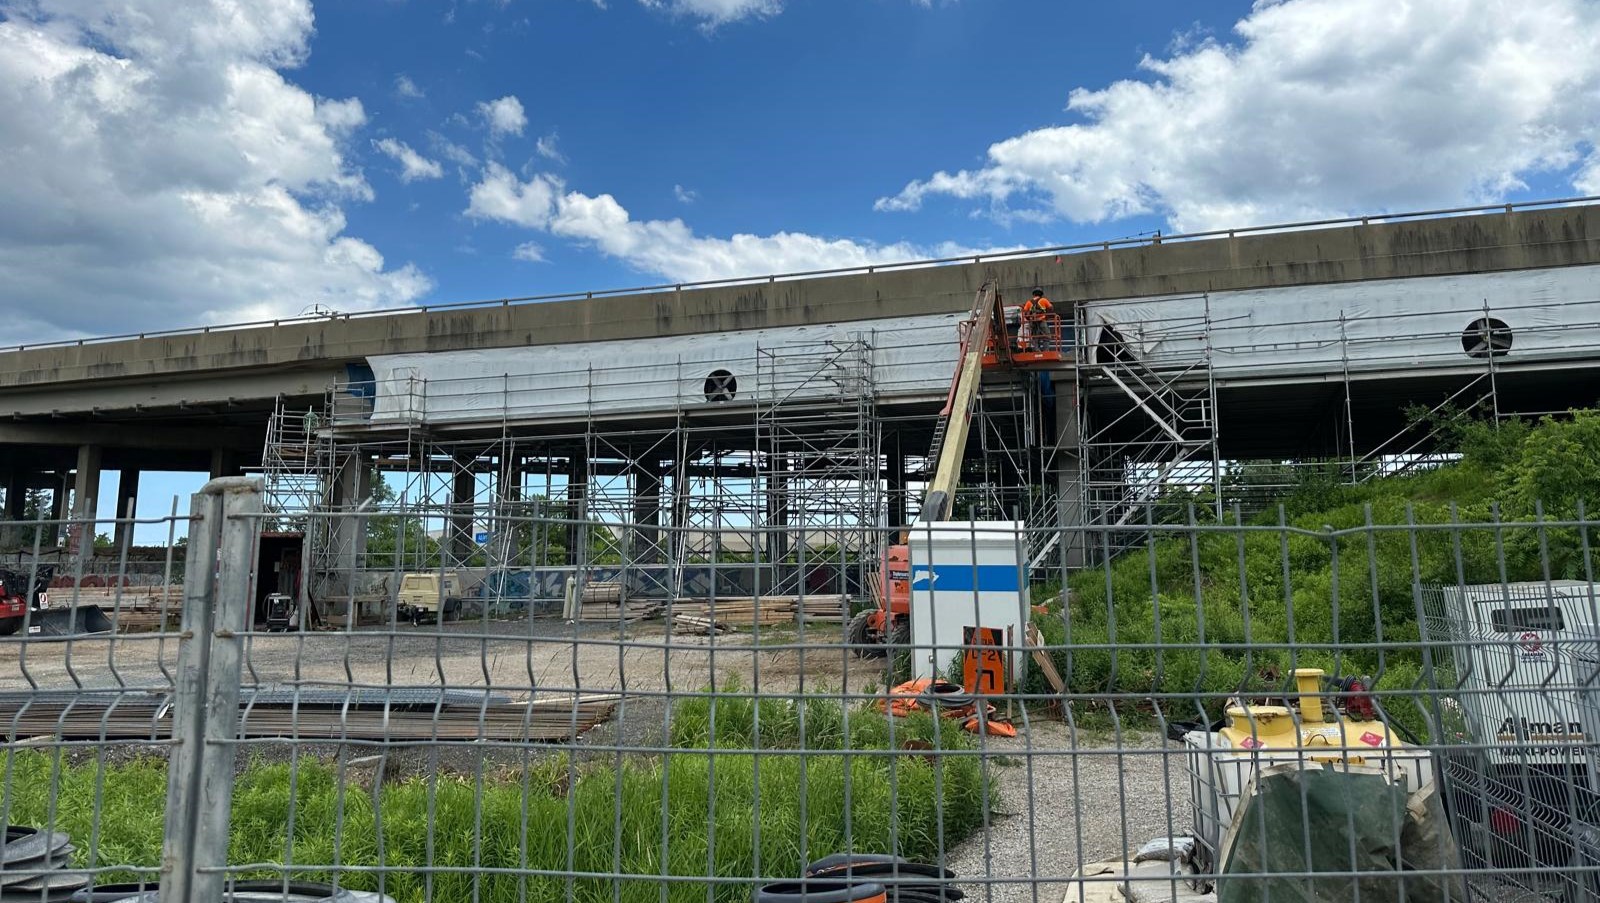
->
7, 484, 1600, 902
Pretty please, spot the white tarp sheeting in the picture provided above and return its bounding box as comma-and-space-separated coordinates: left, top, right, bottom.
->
1084, 263, 1600, 378
365, 312, 964, 426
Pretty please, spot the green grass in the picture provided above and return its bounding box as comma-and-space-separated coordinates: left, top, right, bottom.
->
1, 692, 994, 903
1028, 411, 1600, 738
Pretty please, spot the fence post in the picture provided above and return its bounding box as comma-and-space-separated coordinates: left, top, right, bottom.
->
160, 477, 263, 903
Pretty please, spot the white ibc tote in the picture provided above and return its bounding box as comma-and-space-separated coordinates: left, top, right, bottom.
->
907, 521, 1029, 685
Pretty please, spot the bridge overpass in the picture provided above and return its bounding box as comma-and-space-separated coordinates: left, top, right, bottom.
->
4, 199, 1600, 559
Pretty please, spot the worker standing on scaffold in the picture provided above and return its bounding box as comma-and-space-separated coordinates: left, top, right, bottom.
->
1018, 288, 1054, 351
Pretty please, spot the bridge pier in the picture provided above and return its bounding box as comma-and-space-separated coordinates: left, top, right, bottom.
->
887, 437, 907, 533
209, 448, 240, 480
450, 454, 476, 566
69, 444, 101, 571
631, 460, 663, 564
566, 451, 587, 567
2, 471, 24, 549
113, 468, 139, 551
326, 455, 370, 599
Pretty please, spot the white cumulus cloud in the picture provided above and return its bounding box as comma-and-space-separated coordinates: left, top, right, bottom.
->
535, 131, 566, 163
877, 0, 1600, 232
0, 0, 430, 341
467, 163, 1009, 282
373, 138, 444, 182
673, 184, 698, 204
511, 241, 546, 263
639, 0, 780, 28
639, 0, 934, 28
477, 94, 527, 137
393, 73, 424, 99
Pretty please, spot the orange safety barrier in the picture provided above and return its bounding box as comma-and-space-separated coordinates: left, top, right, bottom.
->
878, 678, 932, 717
879, 677, 1017, 736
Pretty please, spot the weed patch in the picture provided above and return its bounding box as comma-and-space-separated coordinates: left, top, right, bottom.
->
2, 693, 994, 903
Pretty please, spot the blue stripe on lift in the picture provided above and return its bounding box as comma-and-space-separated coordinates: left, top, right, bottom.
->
909, 564, 1021, 592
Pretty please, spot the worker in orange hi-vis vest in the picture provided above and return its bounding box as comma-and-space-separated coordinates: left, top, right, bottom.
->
1018, 288, 1054, 351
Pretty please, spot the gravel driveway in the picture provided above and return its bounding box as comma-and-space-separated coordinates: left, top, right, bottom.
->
945, 720, 1189, 903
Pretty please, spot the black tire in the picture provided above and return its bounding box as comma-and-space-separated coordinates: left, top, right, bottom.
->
886, 619, 912, 682
886, 618, 909, 648
0, 616, 19, 637
922, 681, 973, 709
755, 880, 887, 903
846, 611, 875, 656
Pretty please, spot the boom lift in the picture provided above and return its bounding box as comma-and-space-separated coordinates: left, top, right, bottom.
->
848, 281, 1030, 649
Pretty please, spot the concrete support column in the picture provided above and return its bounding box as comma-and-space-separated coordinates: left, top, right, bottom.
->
566, 451, 588, 567
69, 444, 102, 567
48, 476, 69, 547
1053, 377, 1086, 569
631, 459, 662, 563
765, 454, 790, 566
327, 456, 371, 596
887, 436, 908, 530
3, 471, 21, 521
450, 456, 476, 566
498, 454, 523, 503
113, 469, 140, 550
2, 471, 24, 550
209, 448, 239, 480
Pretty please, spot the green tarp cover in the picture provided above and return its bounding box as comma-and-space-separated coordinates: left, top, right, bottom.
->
1216, 764, 1465, 903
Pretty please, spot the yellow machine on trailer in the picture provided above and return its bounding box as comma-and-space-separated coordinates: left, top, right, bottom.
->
1070, 669, 1463, 903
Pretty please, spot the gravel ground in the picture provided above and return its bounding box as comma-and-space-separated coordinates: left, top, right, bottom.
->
945, 721, 1190, 903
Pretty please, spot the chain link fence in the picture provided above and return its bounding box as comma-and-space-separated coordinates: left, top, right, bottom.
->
5, 479, 1600, 901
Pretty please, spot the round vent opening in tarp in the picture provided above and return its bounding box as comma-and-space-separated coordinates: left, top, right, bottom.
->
1462, 317, 1512, 358
704, 369, 737, 403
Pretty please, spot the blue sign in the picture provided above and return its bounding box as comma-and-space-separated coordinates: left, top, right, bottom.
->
909, 564, 1021, 593
474, 531, 490, 544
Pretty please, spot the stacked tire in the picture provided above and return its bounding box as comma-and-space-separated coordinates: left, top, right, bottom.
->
756, 854, 961, 903
1, 826, 88, 901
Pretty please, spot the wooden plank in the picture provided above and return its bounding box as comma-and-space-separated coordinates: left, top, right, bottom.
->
1026, 623, 1066, 694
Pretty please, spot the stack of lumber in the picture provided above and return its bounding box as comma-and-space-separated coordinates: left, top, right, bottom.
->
679, 597, 796, 628
576, 599, 665, 622
789, 594, 849, 623
55, 587, 182, 633
671, 613, 731, 636
580, 581, 624, 603
0, 687, 618, 743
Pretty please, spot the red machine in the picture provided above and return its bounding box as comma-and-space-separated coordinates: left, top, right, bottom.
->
0, 566, 50, 635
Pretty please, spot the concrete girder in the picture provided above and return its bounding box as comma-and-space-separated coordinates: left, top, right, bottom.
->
0, 205, 1596, 415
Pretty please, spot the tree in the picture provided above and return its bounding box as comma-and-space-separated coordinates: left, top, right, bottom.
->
364, 472, 440, 571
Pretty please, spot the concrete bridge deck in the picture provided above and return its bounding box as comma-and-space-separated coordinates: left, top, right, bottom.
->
3, 199, 1600, 537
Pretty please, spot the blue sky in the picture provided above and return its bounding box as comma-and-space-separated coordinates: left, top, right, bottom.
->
5, 0, 1600, 538
310, 0, 1252, 303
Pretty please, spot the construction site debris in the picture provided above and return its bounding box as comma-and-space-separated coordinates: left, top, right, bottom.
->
1064, 859, 1215, 903
0, 825, 87, 902
1025, 624, 1066, 694
0, 688, 616, 743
